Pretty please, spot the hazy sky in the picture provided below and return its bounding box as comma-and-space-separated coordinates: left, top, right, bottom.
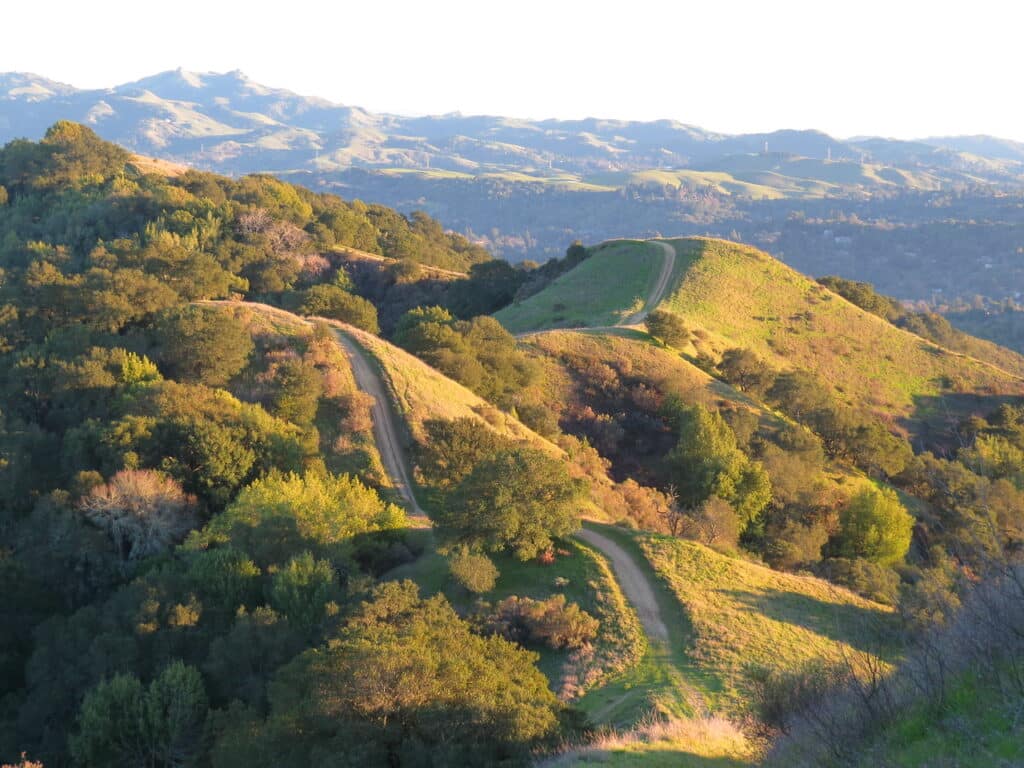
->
4, 0, 1022, 140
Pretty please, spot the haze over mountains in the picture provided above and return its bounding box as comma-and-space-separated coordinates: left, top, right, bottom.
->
4, 68, 1024, 181
5, 68, 1024, 323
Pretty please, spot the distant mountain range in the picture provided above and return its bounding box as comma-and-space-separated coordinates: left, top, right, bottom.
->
3, 69, 1024, 185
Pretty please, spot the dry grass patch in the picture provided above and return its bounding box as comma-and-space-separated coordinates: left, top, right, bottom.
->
546, 713, 756, 767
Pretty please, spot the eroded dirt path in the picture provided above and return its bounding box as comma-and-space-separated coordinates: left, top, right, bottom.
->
620, 239, 676, 326
332, 329, 428, 520
576, 527, 669, 642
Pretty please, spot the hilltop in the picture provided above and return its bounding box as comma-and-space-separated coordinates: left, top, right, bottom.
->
499, 238, 1024, 439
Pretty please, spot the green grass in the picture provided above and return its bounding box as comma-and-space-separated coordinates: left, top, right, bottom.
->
575, 525, 728, 718
385, 529, 645, 704
859, 671, 1024, 767
658, 238, 1024, 428
633, 530, 900, 712
494, 240, 669, 333
498, 237, 1024, 431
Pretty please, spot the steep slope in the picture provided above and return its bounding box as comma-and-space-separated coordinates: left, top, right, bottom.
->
500, 237, 1024, 435
658, 238, 1024, 427
632, 529, 898, 711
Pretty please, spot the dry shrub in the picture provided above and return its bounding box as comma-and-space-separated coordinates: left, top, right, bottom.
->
765, 562, 1024, 766
79, 469, 198, 560
2, 756, 44, 768
342, 391, 375, 434
489, 595, 599, 650
544, 713, 751, 766
679, 496, 740, 552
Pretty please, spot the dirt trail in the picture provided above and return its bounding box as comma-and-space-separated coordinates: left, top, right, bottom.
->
332, 329, 428, 520
620, 240, 676, 326
576, 527, 669, 642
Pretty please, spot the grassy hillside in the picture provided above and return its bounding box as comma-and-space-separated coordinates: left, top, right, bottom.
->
502, 237, 1024, 434
620, 527, 898, 711
658, 238, 1024, 428
495, 240, 683, 333
547, 714, 756, 767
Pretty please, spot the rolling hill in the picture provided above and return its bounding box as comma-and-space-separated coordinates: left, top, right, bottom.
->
498, 238, 1024, 437
4, 70, 1021, 186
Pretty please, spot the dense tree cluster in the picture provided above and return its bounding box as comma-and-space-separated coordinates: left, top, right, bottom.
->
0, 126, 570, 766
393, 306, 540, 408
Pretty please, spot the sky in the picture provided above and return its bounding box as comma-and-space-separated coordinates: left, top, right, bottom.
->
4, 0, 1022, 140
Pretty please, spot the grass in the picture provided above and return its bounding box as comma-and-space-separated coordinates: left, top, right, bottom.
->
495, 240, 671, 333
633, 530, 900, 712
657, 238, 1024, 429
504, 237, 1024, 432
858, 671, 1024, 767
385, 530, 645, 704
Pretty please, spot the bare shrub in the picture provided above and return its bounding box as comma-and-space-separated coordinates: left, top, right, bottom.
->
766, 561, 1024, 766
679, 497, 740, 551
79, 470, 198, 560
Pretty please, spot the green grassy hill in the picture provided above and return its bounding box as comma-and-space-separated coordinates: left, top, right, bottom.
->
498, 237, 1024, 436
658, 238, 1024, 429
631, 530, 898, 710
494, 240, 685, 333
339, 323, 562, 451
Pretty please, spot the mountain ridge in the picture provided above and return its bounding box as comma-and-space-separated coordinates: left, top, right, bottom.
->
4, 69, 1022, 180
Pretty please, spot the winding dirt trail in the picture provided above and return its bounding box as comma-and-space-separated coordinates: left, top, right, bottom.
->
576, 528, 668, 642
332, 329, 429, 521
620, 240, 676, 326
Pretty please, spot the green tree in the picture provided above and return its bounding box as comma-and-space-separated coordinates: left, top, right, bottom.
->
212, 582, 559, 767
448, 548, 499, 593
717, 348, 775, 397
645, 309, 689, 347
299, 284, 379, 334
154, 306, 254, 387
272, 359, 323, 426
436, 448, 583, 560
187, 469, 406, 567
269, 552, 339, 634
418, 417, 508, 489
835, 486, 914, 566
70, 661, 208, 768
666, 404, 772, 530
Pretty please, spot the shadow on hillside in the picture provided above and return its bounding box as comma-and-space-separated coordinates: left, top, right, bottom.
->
720, 587, 895, 655
905, 391, 1020, 454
